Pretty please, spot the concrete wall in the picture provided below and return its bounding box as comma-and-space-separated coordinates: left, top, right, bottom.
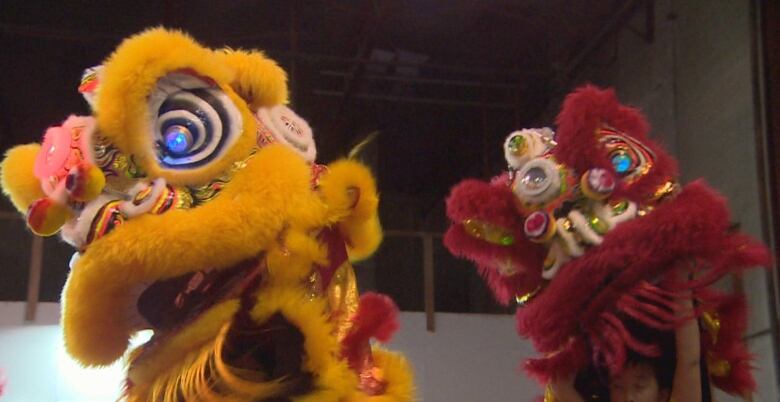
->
568, 0, 778, 400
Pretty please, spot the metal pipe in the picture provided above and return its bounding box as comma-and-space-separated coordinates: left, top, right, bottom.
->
563, 0, 642, 78
313, 89, 515, 110
24, 235, 43, 322
422, 234, 435, 332
320, 70, 520, 89
281, 51, 549, 78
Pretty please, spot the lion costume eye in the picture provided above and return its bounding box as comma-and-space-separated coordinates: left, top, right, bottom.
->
150, 72, 243, 169
512, 157, 563, 205
599, 127, 655, 184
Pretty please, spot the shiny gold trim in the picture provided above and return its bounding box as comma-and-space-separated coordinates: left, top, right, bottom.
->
516, 285, 543, 306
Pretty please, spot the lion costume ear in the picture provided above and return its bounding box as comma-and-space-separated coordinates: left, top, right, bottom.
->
1, 143, 44, 213
216, 49, 289, 110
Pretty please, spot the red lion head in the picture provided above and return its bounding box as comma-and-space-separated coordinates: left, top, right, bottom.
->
444, 85, 770, 395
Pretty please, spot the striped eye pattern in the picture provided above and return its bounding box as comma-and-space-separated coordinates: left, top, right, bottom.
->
150, 72, 243, 169
599, 127, 655, 184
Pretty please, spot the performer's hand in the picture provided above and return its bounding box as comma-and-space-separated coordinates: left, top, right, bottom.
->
549, 373, 585, 402
670, 289, 702, 402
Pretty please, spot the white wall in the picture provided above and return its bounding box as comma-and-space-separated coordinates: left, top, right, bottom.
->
388, 312, 540, 402
0, 302, 151, 402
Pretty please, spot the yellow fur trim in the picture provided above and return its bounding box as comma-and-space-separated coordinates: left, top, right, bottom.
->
130, 325, 286, 402
127, 300, 240, 386
250, 286, 357, 402
217, 49, 289, 109
63, 144, 327, 365
267, 230, 328, 286
369, 349, 416, 402
74, 164, 106, 201
341, 215, 383, 262
126, 287, 369, 401
319, 160, 379, 223
344, 349, 416, 402
0, 144, 44, 213
95, 27, 283, 186
318, 159, 383, 261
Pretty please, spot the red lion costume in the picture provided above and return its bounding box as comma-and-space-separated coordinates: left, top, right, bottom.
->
444, 85, 770, 396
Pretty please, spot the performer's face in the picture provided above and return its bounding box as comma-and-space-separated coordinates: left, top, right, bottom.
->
608, 363, 669, 402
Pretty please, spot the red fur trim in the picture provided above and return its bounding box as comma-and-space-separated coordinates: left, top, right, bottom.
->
523, 337, 588, 384
444, 178, 546, 304
349, 292, 399, 343
445, 178, 523, 233
518, 182, 738, 351
341, 292, 399, 367
0, 368, 6, 398
698, 289, 757, 394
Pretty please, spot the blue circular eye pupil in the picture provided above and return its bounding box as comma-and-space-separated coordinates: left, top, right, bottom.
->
164, 125, 192, 155
611, 152, 632, 174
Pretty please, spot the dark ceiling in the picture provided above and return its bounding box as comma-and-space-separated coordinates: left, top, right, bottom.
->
0, 0, 639, 219
0, 0, 650, 307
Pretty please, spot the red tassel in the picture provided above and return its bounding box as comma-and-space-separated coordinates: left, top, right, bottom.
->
341, 292, 400, 368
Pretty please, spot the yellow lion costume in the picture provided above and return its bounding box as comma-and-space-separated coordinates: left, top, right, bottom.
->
0, 28, 414, 402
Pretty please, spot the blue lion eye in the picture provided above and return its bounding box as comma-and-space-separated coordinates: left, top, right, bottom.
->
163, 125, 193, 155
611, 151, 633, 174
152, 74, 243, 170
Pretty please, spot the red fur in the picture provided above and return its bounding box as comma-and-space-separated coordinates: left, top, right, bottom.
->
698, 289, 757, 393
523, 337, 589, 384
445, 178, 523, 235
554, 85, 677, 202
444, 178, 546, 304
471, 175, 765, 393
341, 292, 399, 367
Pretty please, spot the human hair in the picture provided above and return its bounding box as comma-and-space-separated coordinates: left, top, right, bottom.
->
574, 317, 712, 402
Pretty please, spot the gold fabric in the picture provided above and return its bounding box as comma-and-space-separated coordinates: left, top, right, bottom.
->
326, 262, 360, 341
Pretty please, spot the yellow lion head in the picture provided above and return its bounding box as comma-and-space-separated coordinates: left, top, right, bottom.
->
1, 28, 412, 401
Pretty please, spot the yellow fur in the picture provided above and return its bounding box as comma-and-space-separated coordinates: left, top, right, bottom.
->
0, 144, 44, 213
267, 230, 329, 286
64, 144, 326, 365
75, 164, 106, 201
217, 49, 289, 109
343, 349, 417, 402
250, 286, 358, 402
127, 300, 240, 386
318, 160, 383, 261
367, 349, 417, 402
341, 215, 383, 262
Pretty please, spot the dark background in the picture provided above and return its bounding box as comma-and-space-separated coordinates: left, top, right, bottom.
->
0, 0, 672, 312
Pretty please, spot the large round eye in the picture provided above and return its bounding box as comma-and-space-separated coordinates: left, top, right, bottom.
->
609, 148, 636, 175
150, 72, 242, 169
600, 128, 655, 184
503, 128, 555, 170
512, 157, 562, 205
256, 105, 316, 162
